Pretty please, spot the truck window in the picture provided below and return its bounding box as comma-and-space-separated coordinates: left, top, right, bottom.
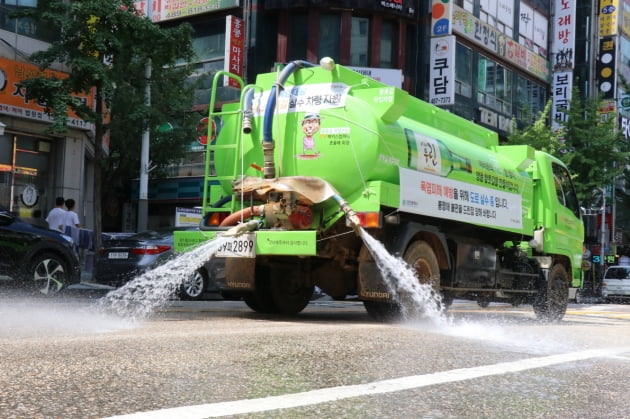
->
552, 163, 580, 217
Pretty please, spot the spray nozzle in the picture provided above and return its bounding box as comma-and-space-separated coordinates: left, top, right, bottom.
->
221, 219, 262, 237
340, 203, 361, 236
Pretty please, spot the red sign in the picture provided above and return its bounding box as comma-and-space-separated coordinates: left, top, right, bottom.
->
224, 15, 245, 89
197, 117, 216, 146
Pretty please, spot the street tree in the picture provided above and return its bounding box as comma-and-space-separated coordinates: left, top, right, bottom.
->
561, 89, 630, 204
508, 90, 630, 206
13, 0, 196, 254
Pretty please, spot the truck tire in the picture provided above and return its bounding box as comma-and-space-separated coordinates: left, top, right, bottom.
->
533, 264, 569, 322
402, 240, 441, 310
243, 266, 278, 313
364, 240, 441, 321
363, 300, 402, 321
268, 267, 314, 315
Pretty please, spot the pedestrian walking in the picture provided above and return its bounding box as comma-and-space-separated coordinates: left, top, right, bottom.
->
63, 198, 81, 230
45, 196, 66, 233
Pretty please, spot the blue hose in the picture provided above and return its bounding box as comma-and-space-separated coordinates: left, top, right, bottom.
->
262, 60, 316, 144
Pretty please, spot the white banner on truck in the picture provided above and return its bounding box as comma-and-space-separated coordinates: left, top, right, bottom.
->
399, 167, 523, 230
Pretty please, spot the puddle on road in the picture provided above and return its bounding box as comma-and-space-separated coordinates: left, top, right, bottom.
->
0, 297, 136, 338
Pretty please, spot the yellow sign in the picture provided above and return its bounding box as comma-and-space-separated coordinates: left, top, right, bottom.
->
599, 0, 619, 37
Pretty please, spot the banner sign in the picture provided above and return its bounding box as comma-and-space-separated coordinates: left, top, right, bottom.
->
0, 58, 93, 130
399, 167, 523, 230
224, 15, 245, 88
597, 37, 617, 99
551, 71, 573, 127
134, 0, 239, 22
431, 0, 453, 37
429, 36, 455, 106
551, 0, 576, 130
599, 0, 619, 37
452, 7, 549, 81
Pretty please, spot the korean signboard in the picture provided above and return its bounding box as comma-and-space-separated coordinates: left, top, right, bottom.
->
597, 37, 617, 99
429, 36, 455, 106
551, 0, 576, 130
431, 0, 452, 37
452, 7, 549, 81
600, 0, 619, 37
552, 0, 576, 71
224, 15, 245, 89
399, 167, 523, 231
251, 83, 350, 117
134, 0, 239, 22
552, 71, 573, 127
0, 58, 93, 130
347, 66, 403, 88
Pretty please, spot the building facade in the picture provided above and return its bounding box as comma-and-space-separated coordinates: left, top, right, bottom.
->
0, 5, 95, 231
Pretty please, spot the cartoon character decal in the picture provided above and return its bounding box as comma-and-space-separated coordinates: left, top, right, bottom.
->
298, 113, 321, 159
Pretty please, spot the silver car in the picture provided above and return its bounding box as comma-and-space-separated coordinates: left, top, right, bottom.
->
601, 266, 630, 303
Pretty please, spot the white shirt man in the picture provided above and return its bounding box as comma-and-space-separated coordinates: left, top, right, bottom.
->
45, 197, 67, 233
62, 198, 80, 231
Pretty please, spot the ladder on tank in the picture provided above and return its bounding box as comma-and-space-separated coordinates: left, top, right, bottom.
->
201, 71, 257, 223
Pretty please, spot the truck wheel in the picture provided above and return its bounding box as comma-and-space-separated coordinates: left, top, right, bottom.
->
401, 240, 441, 314
243, 266, 278, 313
533, 264, 569, 322
269, 268, 314, 315
363, 300, 402, 321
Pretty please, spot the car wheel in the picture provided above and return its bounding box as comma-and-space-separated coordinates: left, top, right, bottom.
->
180, 269, 207, 300
25, 252, 69, 295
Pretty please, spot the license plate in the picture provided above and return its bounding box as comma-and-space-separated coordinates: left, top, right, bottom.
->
108, 252, 129, 259
216, 233, 255, 258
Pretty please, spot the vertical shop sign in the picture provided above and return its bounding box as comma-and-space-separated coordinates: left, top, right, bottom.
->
431, 0, 452, 36
600, 0, 619, 37
429, 36, 455, 106
551, 0, 576, 130
597, 37, 617, 99
552, 72, 573, 125
224, 15, 245, 89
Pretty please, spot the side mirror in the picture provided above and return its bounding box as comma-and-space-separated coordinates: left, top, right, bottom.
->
0, 209, 16, 225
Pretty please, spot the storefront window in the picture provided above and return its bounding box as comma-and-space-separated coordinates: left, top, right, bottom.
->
288, 14, 308, 61
350, 17, 369, 66
319, 14, 340, 61
380, 20, 394, 68
455, 43, 472, 97
516, 75, 547, 121
477, 55, 512, 114
0, 0, 59, 42
0, 133, 51, 222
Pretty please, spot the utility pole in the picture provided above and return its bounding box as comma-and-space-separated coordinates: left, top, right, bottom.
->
137, 0, 152, 232
600, 187, 607, 278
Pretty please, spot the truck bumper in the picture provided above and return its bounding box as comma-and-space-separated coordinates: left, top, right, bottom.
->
174, 229, 317, 256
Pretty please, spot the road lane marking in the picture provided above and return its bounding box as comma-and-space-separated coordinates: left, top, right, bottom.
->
104, 347, 630, 419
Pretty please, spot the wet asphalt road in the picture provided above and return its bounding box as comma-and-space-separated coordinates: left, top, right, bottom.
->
1, 290, 630, 419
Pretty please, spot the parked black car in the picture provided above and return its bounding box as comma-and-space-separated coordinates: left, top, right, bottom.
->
0, 208, 81, 294
93, 227, 227, 300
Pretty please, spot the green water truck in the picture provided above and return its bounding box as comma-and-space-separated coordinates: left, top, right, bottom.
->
174, 58, 584, 321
